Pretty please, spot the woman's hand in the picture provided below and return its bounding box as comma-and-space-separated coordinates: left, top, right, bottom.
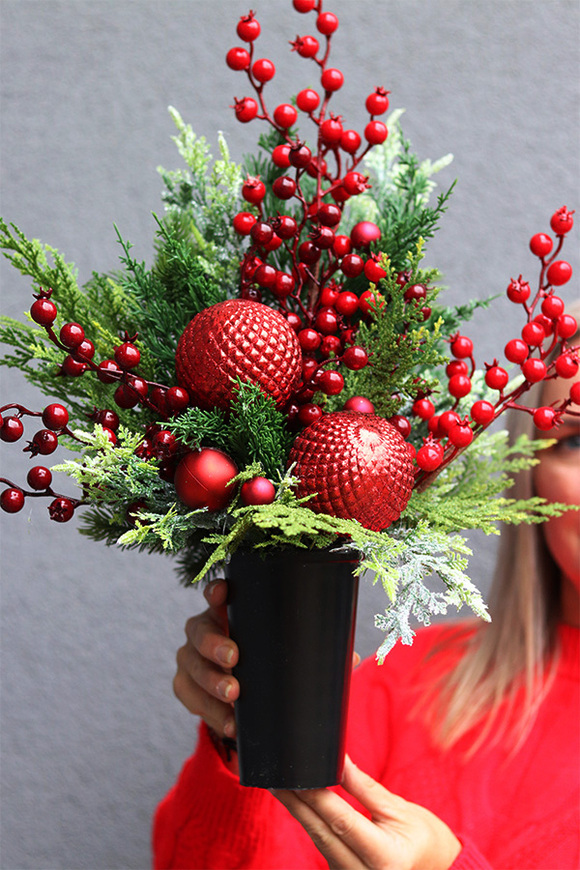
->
173, 579, 239, 739
273, 756, 461, 870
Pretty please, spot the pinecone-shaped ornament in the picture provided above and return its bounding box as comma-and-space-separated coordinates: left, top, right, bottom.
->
175, 299, 302, 410
288, 411, 414, 531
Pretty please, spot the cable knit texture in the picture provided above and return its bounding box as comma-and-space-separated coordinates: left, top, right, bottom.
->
153, 622, 579, 869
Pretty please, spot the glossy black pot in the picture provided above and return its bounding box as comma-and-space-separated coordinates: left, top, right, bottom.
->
225, 547, 359, 789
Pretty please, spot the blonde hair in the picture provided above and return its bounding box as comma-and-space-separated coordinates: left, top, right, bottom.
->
432, 301, 579, 752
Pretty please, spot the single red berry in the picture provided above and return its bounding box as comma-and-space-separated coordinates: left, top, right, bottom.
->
242, 176, 266, 203
273, 215, 298, 239
60, 355, 87, 377
521, 358, 547, 383
114, 377, 148, 409
0, 416, 24, 442
271, 144, 291, 168
448, 421, 474, 448
237, 12, 261, 42
233, 212, 257, 235
338, 254, 362, 279
296, 88, 320, 112
404, 283, 427, 303
340, 129, 361, 153
298, 403, 324, 426
30, 297, 57, 326
298, 328, 322, 352
504, 338, 529, 364
252, 57, 275, 82
350, 221, 381, 248
152, 430, 177, 459
226, 46, 251, 70
314, 308, 338, 334
32, 429, 59, 455
1, 488, 25, 513
271, 176, 297, 200
359, 288, 385, 314
93, 408, 120, 430
364, 258, 387, 283
335, 291, 359, 317
445, 360, 468, 378
448, 374, 472, 398
272, 272, 295, 299
506, 276, 531, 303
233, 97, 259, 123
319, 335, 342, 358
554, 353, 579, 379
342, 171, 369, 196
416, 441, 444, 472
470, 400, 495, 426
570, 382, 580, 405
365, 87, 390, 115
114, 341, 141, 369
76, 338, 95, 359
485, 364, 509, 391
550, 206, 575, 235
286, 312, 303, 332
240, 476, 276, 506
166, 386, 190, 414
274, 103, 298, 128
288, 143, 312, 168
450, 335, 474, 359
42, 403, 69, 431
388, 414, 411, 438
318, 369, 344, 395
342, 346, 368, 370
332, 235, 351, 258
529, 233, 553, 258
438, 410, 461, 434
27, 465, 53, 490
316, 11, 339, 34
556, 314, 578, 339
412, 398, 435, 420
101, 427, 117, 446
250, 220, 274, 245
546, 260, 572, 286
541, 294, 565, 320
319, 285, 339, 307
298, 240, 321, 265
321, 68, 344, 92
253, 263, 277, 287
533, 407, 558, 431
59, 322, 85, 349
343, 396, 375, 414
318, 202, 342, 227
364, 120, 388, 144
320, 117, 344, 146
293, 0, 316, 11
291, 35, 320, 58
310, 226, 335, 249
49, 496, 75, 522
97, 359, 122, 383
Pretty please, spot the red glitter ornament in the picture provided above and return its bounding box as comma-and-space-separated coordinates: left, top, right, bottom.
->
288, 411, 414, 531
175, 299, 302, 410
174, 448, 238, 511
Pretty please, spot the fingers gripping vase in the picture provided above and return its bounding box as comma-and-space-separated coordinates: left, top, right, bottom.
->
225, 547, 359, 789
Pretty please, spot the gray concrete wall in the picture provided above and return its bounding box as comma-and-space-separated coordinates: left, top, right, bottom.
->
1, 1, 578, 867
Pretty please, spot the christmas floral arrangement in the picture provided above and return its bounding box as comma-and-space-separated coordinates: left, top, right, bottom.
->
1, 0, 578, 660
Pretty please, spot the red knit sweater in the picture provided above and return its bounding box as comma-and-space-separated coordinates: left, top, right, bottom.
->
153, 623, 580, 869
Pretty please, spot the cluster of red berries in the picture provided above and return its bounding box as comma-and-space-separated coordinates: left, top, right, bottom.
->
226, 4, 399, 422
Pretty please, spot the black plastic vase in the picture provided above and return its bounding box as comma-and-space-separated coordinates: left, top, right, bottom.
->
225, 546, 359, 789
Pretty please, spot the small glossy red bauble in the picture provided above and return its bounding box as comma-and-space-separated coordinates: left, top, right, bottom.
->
448, 374, 472, 398
341, 254, 364, 278
314, 308, 338, 335
320, 118, 343, 145
1, 488, 25, 513
226, 46, 251, 70
570, 382, 580, 405
32, 429, 59, 455
335, 291, 359, 316
554, 353, 579, 378
97, 359, 122, 383
340, 129, 361, 153
521, 321, 545, 347
274, 104, 298, 128
450, 335, 473, 359
546, 260, 572, 286
94, 408, 120, 430
316, 11, 339, 34
445, 360, 468, 378
288, 143, 312, 168
76, 339, 95, 359
365, 88, 390, 115
271, 177, 296, 200
166, 386, 190, 414
470, 400, 495, 426
30, 297, 57, 326
233, 212, 256, 235
296, 88, 320, 112
61, 355, 87, 377
550, 206, 575, 235
507, 277, 531, 303
237, 13, 261, 42
388, 414, 411, 438
114, 341, 141, 369
59, 322, 85, 349
42, 403, 69, 431
533, 407, 557, 431
293, 0, 316, 11
240, 476, 276, 506
252, 58, 275, 82
343, 396, 374, 414
298, 240, 321, 265
557, 314, 578, 339
293, 35, 319, 58
242, 177, 266, 203
321, 68, 344, 92
27, 465, 53, 490
250, 221, 274, 246
174, 449, 237, 511
318, 370, 344, 395
297, 403, 324, 426
448, 422, 474, 448
364, 258, 387, 283
412, 398, 435, 420
504, 338, 529, 364
485, 365, 509, 391
342, 346, 368, 370
318, 203, 342, 227
350, 220, 381, 248
298, 328, 322, 352
416, 442, 444, 472
529, 233, 553, 258
1, 418, 21, 445
521, 358, 547, 383
49, 497, 75, 523
541, 294, 565, 319
271, 144, 291, 168
438, 410, 461, 434
364, 121, 388, 144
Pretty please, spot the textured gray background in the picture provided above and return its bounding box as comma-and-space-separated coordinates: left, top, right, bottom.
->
1, 1, 579, 868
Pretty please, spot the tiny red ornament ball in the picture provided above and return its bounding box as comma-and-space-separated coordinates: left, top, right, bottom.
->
343, 396, 375, 414
350, 220, 381, 249
175, 299, 302, 410
174, 449, 238, 511
240, 476, 276, 506
288, 411, 414, 531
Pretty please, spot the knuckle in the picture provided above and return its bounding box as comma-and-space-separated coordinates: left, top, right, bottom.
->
329, 811, 355, 838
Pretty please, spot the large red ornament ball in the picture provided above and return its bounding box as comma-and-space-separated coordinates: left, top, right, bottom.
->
288, 411, 414, 531
174, 448, 238, 511
175, 299, 302, 410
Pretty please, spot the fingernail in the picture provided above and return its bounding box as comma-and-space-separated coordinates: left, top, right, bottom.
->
217, 644, 235, 666
217, 678, 234, 700
224, 717, 236, 739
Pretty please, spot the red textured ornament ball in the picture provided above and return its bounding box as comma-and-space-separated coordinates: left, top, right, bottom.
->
240, 476, 276, 506
174, 449, 238, 511
175, 300, 302, 410
288, 411, 414, 531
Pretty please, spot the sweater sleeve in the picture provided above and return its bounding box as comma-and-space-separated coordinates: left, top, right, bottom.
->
153, 722, 326, 870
